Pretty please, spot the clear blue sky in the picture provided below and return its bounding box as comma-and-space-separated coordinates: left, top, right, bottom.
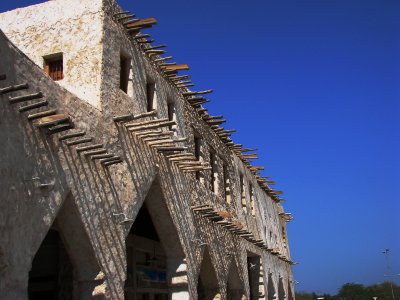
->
2, 0, 399, 295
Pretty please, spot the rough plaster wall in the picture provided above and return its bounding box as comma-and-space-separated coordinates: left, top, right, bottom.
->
0, 0, 294, 298
0, 0, 104, 109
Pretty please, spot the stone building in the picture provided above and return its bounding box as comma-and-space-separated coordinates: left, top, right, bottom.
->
0, 0, 295, 299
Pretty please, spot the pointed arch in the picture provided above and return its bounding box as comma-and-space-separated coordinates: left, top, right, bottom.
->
28, 193, 104, 299
267, 273, 276, 300
227, 259, 246, 300
197, 247, 219, 300
287, 280, 294, 300
278, 277, 285, 300
125, 178, 187, 300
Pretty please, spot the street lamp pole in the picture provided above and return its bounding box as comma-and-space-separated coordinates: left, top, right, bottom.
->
382, 249, 395, 300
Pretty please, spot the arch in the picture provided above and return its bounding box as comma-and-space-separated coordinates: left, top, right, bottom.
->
277, 277, 285, 300
124, 179, 187, 300
247, 252, 263, 299
197, 247, 219, 300
287, 280, 294, 300
267, 273, 276, 300
227, 259, 246, 300
29, 194, 104, 299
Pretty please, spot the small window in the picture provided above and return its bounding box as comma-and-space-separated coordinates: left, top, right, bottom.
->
167, 102, 175, 131
146, 81, 156, 112
223, 163, 231, 204
240, 174, 246, 210
120, 55, 130, 93
44, 54, 63, 81
250, 184, 255, 216
210, 151, 217, 193
194, 134, 202, 180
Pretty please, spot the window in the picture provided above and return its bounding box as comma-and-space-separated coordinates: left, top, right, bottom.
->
167, 102, 175, 131
240, 174, 247, 211
120, 54, 130, 93
223, 163, 231, 204
249, 184, 255, 216
146, 81, 156, 112
44, 54, 63, 81
194, 135, 202, 180
210, 152, 217, 192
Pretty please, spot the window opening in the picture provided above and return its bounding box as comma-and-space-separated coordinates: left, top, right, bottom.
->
120, 55, 130, 93
194, 135, 202, 180
223, 163, 231, 204
44, 54, 63, 81
146, 82, 156, 112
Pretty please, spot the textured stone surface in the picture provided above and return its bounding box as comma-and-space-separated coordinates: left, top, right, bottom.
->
0, 0, 295, 299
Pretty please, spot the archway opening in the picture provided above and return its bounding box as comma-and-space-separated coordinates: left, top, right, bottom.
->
247, 253, 262, 299
125, 179, 186, 300
287, 280, 294, 300
227, 260, 245, 300
28, 229, 73, 300
278, 277, 285, 300
267, 273, 276, 300
197, 248, 219, 300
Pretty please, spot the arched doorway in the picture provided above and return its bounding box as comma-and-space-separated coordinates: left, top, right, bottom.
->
247, 254, 262, 299
227, 260, 246, 300
28, 229, 73, 300
125, 179, 187, 300
197, 248, 219, 300
278, 277, 285, 300
267, 273, 276, 300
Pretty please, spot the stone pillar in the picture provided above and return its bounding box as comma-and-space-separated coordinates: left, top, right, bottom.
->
258, 263, 266, 298
73, 272, 107, 300
169, 257, 190, 300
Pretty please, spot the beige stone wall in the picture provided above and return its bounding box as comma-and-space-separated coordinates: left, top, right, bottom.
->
0, 0, 295, 299
0, 0, 104, 109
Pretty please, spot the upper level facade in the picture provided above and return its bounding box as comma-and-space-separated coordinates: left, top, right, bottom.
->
0, 0, 294, 298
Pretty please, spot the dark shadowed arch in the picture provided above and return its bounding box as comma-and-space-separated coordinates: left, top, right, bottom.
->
267, 273, 276, 300
125, 178, 187, 300
197, 247, 219, 300
227, 259, 245, 300
29, 194, 103, 299
278, 277, 285, 300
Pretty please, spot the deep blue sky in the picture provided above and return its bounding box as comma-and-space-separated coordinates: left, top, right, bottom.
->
2, 0, 399, 295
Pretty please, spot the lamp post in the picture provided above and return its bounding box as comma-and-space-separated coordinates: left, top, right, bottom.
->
382, 249, 395, 300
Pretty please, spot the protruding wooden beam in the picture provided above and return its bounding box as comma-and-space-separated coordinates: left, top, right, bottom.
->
84, 149, 108, 157
27, 109, 57, 121
157, 146, 188, 152
128, 121, 175, 131
19, 100, 48, 112
114, 11, 130, 17
0, 83, 29, 95
47, 123, 74, 135
117, 14, 135, 21
182, 90, 213, 97
125, 18, 157, 30
161, 64, 189, 72
126, 118, 168, 128
169, 75, 191, 81
36, 114, 70, 128
9, 92, 43, 104
137, 39, 155, 44
134, 34, 151, 40
206, 119, 226, 125
144, 49, 166, 55
66, 137, 93, 146
59, 131, 86, 141
103, 159, 123, 167
145, 44, 167, 50
154, 56, 173, 62
113, 110, 156, 122
76, 144, 104, 153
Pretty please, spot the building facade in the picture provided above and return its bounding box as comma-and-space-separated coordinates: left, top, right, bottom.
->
0, 0, 295, 299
